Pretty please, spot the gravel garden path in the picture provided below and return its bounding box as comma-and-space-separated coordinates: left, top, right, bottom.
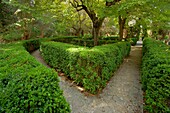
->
31, 41, 143, 113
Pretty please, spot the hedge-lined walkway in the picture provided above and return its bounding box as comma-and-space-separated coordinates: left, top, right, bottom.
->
31, 42, 143, 113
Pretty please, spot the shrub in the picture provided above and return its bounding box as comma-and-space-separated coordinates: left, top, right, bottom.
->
0, 43, 70, 113
40, 41, 131, 94
51, 36, 77, 43
52, 36, 118, 47
100, 36, 119, 40
23, 39, 41, 53
126, 37, 138, 46
22, 38, 53, 53
142, 38, 170, 113
2, 30, 23, 42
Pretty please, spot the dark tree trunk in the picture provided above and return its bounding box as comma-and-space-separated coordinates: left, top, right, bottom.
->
158, 29, 167, 40
92, 26, 100, 46
119, 16, 126, 40
70, 0, 121, 45
81, 7, 104, 46
92, 18, 104, 46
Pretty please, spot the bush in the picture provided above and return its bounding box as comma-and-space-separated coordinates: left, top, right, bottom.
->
23, 39, 41, 53
23, 38, 53, 53
142, 38, 170, 113
0, 43, 70, 113
2, 30, 23, 42
126, 37, 138, 46
69, 39, 118, 47
100, 36, 119, 40
52, 36, 118, 47
51, 36, 78, 43
40, 41, 131, 94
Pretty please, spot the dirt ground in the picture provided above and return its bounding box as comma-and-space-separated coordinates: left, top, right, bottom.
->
31, 41, 143, 113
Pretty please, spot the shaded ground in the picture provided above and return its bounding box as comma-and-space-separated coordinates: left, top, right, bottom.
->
31, 42, 143, 113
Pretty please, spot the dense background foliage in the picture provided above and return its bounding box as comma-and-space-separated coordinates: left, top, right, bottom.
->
0, 0, 169, 44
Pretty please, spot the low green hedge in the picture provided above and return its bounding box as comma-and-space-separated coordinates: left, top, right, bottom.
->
100, 36, 119, 40
70, 39, 118, 47
126, 37, 138, 46
23, 38, 53, 52
40, 41, 131, 94
0, 43, 70, 112
51, 36, 78, 43
142, 38, 170, 113
52, 36, 118, 47
23, 39, 41, 53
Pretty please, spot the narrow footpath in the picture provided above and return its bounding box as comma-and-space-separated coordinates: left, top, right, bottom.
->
31, 41, 143, 113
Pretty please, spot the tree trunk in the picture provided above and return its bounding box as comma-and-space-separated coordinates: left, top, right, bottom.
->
92, 26, 100, 46
119, 16, 126, 40
92, 19, 104, 46
161, 31, 166, 40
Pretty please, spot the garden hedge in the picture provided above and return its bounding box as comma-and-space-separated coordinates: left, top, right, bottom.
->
40, 41, 131, 94
23, 38, 53, 52
51, 36, 118, 47
142, 38, 170, 113
23, 39, 41, 53
126, 37, 139, 46
0, 43, 70, 112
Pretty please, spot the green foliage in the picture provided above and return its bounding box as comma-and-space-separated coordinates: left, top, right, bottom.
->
100, 36, 119, 40
23, 38, 41, 53
142, 38, 170, 113
23, 37, 55, 50
1, 30, 23, 42
126, 37, 139, 46
0, 43, 70, 113
23, 37, 54, 52
52, 36, 77, 43
82, 34, 92, 39
0, 0, 17, 29
40, 41, 131, 94
52, 36, 118, 47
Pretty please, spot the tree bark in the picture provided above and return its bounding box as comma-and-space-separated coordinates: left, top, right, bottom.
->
82, 7, 104, 46
70, 0, 121, 45
93, 26, 100, 46
119, 16, 126, 40
92, 18, 104, 46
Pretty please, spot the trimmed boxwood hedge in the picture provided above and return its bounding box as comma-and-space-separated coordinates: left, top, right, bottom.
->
40, 41, 131, 94
142, 38, 170, 113
23, 39, 41, 53
23, 38, 53, 53
126, 37, 139, 46
51, 36, 118, 47
0, 43, 70, 113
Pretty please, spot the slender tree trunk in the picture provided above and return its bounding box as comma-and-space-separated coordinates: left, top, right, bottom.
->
92, 18, 104, 46
92, 26, 100, 46
92, 21, 104, 46
119, 16, 126, 40
161, 31, 166, 40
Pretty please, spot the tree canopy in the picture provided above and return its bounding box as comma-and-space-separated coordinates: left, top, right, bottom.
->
0, 0, 169, 44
